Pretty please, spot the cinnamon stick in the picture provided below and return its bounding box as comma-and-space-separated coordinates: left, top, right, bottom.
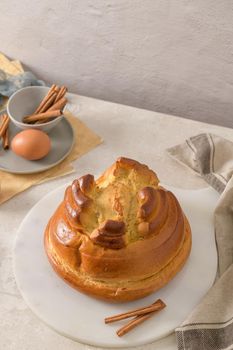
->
0, 114, 7, 127
37, 91, 57, 113
23, 110, 62, 123
53, 85, 60, 93
54, 86, 67, 102
0, 114, 9, 137
117, 313, 153, 337
47, 97, 67, 112
49, 84, 56, 92
116, 299, 166, 337
105, 299, 166, 324
2, 129, 9, 149
34, 84, 57, 114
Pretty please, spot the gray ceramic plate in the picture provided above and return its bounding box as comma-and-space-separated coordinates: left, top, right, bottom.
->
0, 117, 74, 174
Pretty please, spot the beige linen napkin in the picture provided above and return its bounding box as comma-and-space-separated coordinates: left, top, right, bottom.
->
0, 112, 102, 205
167, 133, 233, 350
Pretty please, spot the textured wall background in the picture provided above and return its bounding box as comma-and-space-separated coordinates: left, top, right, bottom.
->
1, 0, 233, 127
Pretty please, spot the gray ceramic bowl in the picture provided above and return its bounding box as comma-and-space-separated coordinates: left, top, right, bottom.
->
7, 86, 64, 133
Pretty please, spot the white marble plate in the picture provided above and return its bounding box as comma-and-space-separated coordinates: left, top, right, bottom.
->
13, 184, 219, 348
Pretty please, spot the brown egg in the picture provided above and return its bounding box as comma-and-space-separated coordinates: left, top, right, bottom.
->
11, 129, 51, 160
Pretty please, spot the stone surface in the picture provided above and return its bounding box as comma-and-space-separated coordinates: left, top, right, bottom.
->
1, 1, 233, 127
1, 93, 233, 349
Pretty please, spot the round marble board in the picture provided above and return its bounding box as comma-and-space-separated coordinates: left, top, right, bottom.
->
13, 184, 219, 348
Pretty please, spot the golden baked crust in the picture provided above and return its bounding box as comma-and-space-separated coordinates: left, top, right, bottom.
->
44, 157, 192, 302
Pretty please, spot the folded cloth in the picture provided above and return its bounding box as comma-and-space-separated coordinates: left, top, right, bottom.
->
0, 69, 44, 103
167, 133, 233, 350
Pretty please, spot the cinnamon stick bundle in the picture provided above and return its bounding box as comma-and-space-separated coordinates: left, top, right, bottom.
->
24, 84, 68, 124
105, 298, 166, 337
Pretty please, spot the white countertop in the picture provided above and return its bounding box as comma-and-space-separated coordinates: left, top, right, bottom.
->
1, 94, 233, 350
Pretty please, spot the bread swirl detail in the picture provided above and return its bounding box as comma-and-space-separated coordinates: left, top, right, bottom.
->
78, 174, 95, 194
90, 220, 126, 249
137, 187, 169, 236
71, 180, 91, 208
65, 175, 95, 227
